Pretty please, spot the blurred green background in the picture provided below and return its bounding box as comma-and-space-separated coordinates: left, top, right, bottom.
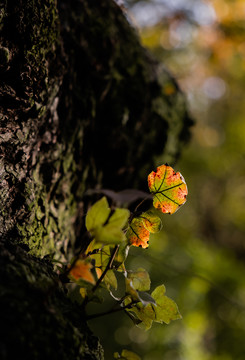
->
88, 1, 245, 358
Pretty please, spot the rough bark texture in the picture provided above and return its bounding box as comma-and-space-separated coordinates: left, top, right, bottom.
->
0, 0, 192, 359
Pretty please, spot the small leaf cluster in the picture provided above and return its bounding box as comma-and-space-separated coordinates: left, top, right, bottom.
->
68, 196, 181, 329
65, 164, 187, 335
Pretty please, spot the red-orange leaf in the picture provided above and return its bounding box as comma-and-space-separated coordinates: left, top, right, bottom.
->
126, 217, 150, 249
69, 259, 95, 284
148, 164, 188, 214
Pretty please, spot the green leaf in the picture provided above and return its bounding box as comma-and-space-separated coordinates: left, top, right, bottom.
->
148, 164, 188, 214
124, 278, 156, 330
94, 223, 126, 244
125, 277, 155, 306
97, 208, 129, 244
151, 284, 182, 324
114, 349, 141, 360
126, 301, 156, 330
127, 268, 151, 291
85, 197, 110, 232
125, 284, 181, 329
109, 208, 130, 228
86, 198, 129, 244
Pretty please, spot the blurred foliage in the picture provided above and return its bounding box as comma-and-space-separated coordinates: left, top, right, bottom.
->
89, 1, 245, 359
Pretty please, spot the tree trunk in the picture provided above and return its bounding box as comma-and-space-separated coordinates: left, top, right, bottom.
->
0, 0, 192, 359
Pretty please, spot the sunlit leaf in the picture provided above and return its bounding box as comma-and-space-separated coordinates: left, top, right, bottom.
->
69, 259, 95, 285
126, 217, 150, 248
141, 211, 162, 233
124, 278, 156, 330
125, 284, 181, 329
85, 197, 110, 232
126, 212, 161, 248
151, 284, 182, 324
114, 349, 141, 360
93, 223, 126, 244
126, 300, 156, 330
86, 199, 129, 244
96, 208, 129, 244
148, 164, 188, 214
125, 277, 155, 306
127, 268, 151, 291
106, 208, 130, 228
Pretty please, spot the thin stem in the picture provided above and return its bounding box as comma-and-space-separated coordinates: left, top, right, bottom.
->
133, 197, 149, 213
86, 301, 134, 321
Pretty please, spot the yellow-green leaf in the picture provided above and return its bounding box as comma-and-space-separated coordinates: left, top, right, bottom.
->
148, 164, 188, 214
109, 208, 130, 228
141, 211, 162, 233
128, 268, 151, 291
151, 284, 182, 324
85, 197, 110, 232
126, 301, 156, 330
94, 223, 126, 244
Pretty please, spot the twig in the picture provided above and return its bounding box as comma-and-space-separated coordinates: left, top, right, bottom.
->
86, 301, 134, 321
134, 197, 148, 213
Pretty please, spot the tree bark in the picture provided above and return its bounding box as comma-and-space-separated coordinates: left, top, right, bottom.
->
0, 0, 192, 359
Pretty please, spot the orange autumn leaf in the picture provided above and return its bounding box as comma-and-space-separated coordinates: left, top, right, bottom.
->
126, 217, 150, 249
69, 259, 95, 284
148, 164, 188, 214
